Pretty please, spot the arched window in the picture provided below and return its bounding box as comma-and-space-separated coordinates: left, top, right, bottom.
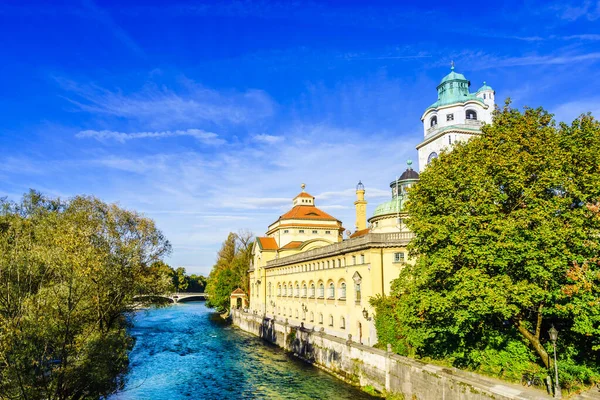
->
340, 282, 347, 299
340, 317, 346, 329
288, 283, 293, 297
319, 313, 323, 324
328, 283, 335, 299
295, 284, 300, 297
466, 110, 477, 120
302, 310, 306, 320
268, 283, 272, 297
427, 152, 438, 165
329, 315, 334, 327
278, 284, 281, 296
302, 283, 307, 297
310, 312, 314, 322
295, 309, 299, 318
283, 285, 287, 296
318, 283, 325, 298
355, 283, 361, 303
310, 283, 315, 298
430, 115, 437, 127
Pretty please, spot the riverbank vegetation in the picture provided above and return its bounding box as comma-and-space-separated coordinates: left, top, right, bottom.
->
372, 103, 600, 393
205, 231, 253, 312
0, 191, 173, 399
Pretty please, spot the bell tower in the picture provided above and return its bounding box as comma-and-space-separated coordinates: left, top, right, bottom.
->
354, 181, 367, 231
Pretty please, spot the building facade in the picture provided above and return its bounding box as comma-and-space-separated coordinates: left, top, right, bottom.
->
246, 67, 494, 346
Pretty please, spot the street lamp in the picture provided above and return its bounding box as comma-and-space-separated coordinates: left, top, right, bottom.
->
549, 325, 561, 398
362, 308, 372, 321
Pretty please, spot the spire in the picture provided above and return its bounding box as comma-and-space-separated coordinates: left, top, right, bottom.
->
300, 183, 306, 192
354, 181, 367, 231
450, 60, 455, 71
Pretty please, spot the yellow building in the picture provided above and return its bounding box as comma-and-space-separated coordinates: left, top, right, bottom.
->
248, 165, 418, 346
248, 66, 492, 346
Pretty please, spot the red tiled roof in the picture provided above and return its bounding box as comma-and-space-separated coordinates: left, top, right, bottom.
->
350, 228, 370, 238
281, 241, 303, 249
295, 192, 314, 198
279, 205, 338, 221
257, 236, 278, 250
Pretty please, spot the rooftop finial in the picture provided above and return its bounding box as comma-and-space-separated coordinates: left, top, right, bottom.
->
483, 81, 486, 85
450, 60, 455, 71
301, 183, 306, 192
407, 159, 413, 169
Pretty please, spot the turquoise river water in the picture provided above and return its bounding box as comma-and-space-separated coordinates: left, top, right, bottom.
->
110, 302, 376, 400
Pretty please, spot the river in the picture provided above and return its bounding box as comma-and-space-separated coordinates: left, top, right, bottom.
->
110, 302, 377, 400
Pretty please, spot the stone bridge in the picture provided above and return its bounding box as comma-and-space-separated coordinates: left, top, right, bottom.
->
136, 292, 208, 303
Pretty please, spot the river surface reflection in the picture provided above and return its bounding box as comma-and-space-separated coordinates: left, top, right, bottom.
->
110, 302, 376, 400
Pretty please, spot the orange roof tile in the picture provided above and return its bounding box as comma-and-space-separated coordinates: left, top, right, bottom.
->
257, 237, 278, 250
231, 288, 246, 295
281, 241, 303, 249
279, 205, 338, 221
350, 228, 370, 238
295, 192, 314, 198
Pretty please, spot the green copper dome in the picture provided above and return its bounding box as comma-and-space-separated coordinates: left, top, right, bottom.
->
426, 66, 484, 111
477, 81, 493, 92
372, 197, 405, 217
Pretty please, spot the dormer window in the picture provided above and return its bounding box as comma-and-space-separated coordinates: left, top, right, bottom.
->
299, 230, 305, 233
430, 116, 437, 127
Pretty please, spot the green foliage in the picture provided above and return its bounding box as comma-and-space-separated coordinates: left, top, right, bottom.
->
205, 232, 253, 312
374, 104, 600, 388
0, 190, 172, 399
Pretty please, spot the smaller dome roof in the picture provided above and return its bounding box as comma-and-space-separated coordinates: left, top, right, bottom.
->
372, 197, 405, 218
477, 81, 493, 92
397, 160, 419, 182
440, 70, 467, 84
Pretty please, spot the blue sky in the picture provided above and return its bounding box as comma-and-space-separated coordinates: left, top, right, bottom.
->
1, 0, 599, 275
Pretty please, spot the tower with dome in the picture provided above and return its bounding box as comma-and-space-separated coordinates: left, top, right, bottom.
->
238, 67, 497, 347
417, 64, 495, 171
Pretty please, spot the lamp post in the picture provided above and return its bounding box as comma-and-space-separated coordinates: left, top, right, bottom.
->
549, 325, 561, 398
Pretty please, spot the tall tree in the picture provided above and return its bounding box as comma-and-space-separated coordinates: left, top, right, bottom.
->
205, 232, 253, 312
0, 191, 172, 399
378, 104, 600, 375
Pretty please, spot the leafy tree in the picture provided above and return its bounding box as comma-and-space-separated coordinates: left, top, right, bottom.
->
0, 191, 172, 399
374, 104, 600, 385
205, 232, 253, 312
173, 267, 189, 292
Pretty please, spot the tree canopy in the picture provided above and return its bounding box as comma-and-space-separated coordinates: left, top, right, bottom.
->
205, 231, 252, 312
0, 191, 173, 399
373, 103, 600, 389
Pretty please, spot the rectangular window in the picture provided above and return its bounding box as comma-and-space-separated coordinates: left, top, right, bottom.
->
283, 229, 289, 234
360, 254, 365, 264
325, 230, 331, 234
355, 283, 361, 304
352, 255, 356, 265
299, 229, 305, 233
312, 230, 318, 234
446, 113, 454, 121
394, 252, 405, 263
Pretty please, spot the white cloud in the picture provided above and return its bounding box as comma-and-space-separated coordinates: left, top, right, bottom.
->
76, 128, 225, 145
552, 98, 600, 123
252, 134, 283, 144
58, 78, 275, 129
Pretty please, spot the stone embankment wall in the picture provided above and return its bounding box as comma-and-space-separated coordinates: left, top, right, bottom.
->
232, 309, 551, 400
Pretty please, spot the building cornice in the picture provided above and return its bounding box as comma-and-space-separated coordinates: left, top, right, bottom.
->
416, 125, 482, 149
265, 232, 414, 269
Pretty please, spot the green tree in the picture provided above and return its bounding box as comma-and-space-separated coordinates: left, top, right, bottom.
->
205, 232, 253, 312
0, 191, 172, 399
173, 267, 189, 292
375, 104, 600, 382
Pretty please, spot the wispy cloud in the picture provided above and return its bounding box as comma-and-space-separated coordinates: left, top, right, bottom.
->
81, 0, 145, 57
252, 134, 283, 144
546, 1, 600, 21
552, 98, 600, 122
76, 128, 225, 145
58, 78, 275, 129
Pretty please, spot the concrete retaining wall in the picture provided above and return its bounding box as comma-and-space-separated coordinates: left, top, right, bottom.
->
232, 309, 551, 400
